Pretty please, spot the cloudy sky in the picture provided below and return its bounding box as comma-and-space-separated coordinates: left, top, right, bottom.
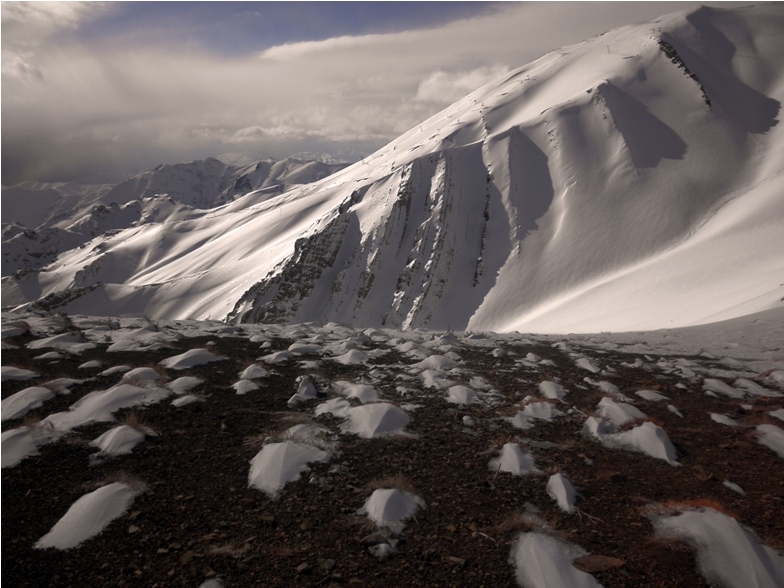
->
2, 1, 746, 185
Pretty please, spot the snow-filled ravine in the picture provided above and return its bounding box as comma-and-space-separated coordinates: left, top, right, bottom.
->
2, 308, 783, 587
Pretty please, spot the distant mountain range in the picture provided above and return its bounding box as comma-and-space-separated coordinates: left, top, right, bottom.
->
3, 4, 783, 333
2, 157, 348, 276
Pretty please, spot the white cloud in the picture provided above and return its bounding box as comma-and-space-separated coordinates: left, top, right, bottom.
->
259, 34, 375, 61
415, 65, 510, 104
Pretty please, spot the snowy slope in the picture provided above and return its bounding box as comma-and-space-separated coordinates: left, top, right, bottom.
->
3, 4, 783, 332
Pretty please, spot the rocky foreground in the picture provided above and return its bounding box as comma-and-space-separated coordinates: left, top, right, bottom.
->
2, 313, 784, 587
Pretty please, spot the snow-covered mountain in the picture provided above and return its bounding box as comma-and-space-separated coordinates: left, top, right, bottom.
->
1, 157, 348, 276
3, 4, 783, 333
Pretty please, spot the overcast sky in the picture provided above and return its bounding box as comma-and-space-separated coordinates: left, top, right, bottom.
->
1, 1, 749, 185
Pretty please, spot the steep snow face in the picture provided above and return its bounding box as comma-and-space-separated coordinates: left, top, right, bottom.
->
4, 5, 783, 332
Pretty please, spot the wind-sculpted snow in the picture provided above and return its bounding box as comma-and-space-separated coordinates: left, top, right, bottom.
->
510, 532, 603, 588
35, 482, 143, 550
651, 507, 784, 588
359, 488, 426, 534
248, 441, 331, 500
3, 5, 783, 334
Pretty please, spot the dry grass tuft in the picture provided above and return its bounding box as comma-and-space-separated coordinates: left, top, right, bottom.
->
365, 473, 416, 494
644, 535, 697, 553
40, 382, 67, 395
620, 416, 666, 431
242, 434, 268, 451
496, 511, 554, 535
22, 414, 42, 428
642, 498, 737, 520
64, 435, 90, 448
558, 438, 579, 450
122, 410, 157, 436
92, 471, 147, 492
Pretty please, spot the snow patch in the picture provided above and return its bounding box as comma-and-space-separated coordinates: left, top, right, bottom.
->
510, 532, 603, 588
652, 508, 784, 588
248, 441, 331, 500
35, 482, 143, 550
489, 443, 538, 476
359, 488, 425, 534
159, 348, 222, 370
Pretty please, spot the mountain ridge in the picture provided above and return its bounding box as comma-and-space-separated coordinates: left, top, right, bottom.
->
3, 4, 783, 333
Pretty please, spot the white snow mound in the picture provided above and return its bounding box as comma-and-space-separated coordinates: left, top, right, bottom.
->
523, 402, 564, 421
341, 403, 410, 438
234, 380, 259, 395
538, 381, 566, 401
447, 385, 477, 405
510, 532, 603, 588
359, 488, 425, 534
597, 397, 647, 427
248, 441, 331, 500
1, 426, 54, 468
756, 424, 784, 459
160, 348, 222, 370
90, 425, 145, 456
35, 482, 143, 550
40, 384, 171, 431
490, 443, 538, 476
546, 473, 578, 514
653, 508, 784, 588
1, 386, 55, 421
584, 418, 679, 466
1, 366, 39, 382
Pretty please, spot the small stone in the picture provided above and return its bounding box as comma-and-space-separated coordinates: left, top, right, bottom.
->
128, 525, 140, 534
446, 524, 457, 532
157, 548, 169, 555
300, 520, 313, 531
260, 515, 276, 526
317, 558, 336, 571
448, 556, 466, 566
573, 554, 625, 573
180, 551, 194, 565
296, 562, 311, 574
203, 567, 216, 578
595, 470, 621, 481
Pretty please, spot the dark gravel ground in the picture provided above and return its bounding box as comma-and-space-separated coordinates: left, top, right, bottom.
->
2, 326, 783, 588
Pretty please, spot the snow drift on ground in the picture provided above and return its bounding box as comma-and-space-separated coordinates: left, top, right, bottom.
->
3, 4, 783, 333
34, 482, 143, 550
651, 507, 784, 588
